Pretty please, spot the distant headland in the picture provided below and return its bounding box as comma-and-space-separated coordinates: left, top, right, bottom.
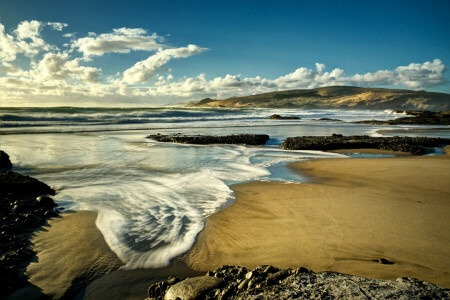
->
187, 86, 450, 111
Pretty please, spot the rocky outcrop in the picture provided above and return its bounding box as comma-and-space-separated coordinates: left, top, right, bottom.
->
0, 150, 13, 170
280, 135, 450, 155
0, 151, 59, 297
147, 134, 270, 145
268, 114, 300, 120
356, 110, 450, 125
146, 265, 449, 300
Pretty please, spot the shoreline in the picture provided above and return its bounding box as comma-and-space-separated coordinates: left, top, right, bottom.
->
183, 147, 450, 288
19, 148, 450, 298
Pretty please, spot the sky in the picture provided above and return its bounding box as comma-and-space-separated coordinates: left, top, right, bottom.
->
0, 0, 449, 107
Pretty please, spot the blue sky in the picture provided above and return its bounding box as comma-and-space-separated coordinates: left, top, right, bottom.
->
0, 0, 449, 106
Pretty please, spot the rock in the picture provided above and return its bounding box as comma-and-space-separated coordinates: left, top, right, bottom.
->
44, 210, 58, 217
36, 196, 57, 208
0, 171, 55, 197
146, 265, 450, 299
0, 150, 13, 170
268, 114, 300, 120
281, 135, 450, 155
377, 258, 395, 265
0, 162, 58, 297
317, 118, 342, 122
237, 278, 250, 290
164, 276, 224, 300
356, 110, 450, 125
147, 134, 270, 145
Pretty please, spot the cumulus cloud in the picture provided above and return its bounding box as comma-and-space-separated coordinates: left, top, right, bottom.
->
0, 20, 67, 62
72, 27, 165, 57
122, 45, 207, 84
35, 52, 101, 83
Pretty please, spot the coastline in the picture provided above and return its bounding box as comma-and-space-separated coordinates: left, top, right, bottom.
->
183, 147, 450, 288
18, 147, 450, 298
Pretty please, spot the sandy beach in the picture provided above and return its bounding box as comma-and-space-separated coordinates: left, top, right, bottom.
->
184, 147, 450, 288
19, 148, 450, 299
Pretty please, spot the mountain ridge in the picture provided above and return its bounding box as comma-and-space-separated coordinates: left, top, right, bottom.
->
187, 86, 450, 111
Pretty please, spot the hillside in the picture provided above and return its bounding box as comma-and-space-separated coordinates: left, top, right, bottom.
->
187, 86, 450, 110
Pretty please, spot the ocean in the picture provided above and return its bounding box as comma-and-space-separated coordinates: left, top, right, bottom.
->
1, 107, 447, 269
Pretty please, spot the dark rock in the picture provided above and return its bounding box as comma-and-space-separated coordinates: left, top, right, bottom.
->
0, 150, 13, 170
147, 134, 270, 145
0, 171, 55, 197
0, 161, 58, 297
44, 210, 58, 217
356, 110, 450, 125
317, 118, 342, 122
281, 135, 450, 155
377, 258, 395, 265
268, 114, 300, 120
36, 196, 57, 208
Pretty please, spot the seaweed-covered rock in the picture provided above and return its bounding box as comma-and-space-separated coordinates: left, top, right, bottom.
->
147, 134, 270, 145
280, 135, 450, 155
145, 265, 449, 300
0, 150, 13, 170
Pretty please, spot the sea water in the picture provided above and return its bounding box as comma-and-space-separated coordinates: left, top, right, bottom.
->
0, 107, 448, 268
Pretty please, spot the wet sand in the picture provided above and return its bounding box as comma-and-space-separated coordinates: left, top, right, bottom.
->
25, 211, 123, 299
24, 211, 200, 300
184, 148, 450, 288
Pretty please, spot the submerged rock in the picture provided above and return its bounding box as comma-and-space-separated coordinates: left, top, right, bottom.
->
268, 114, 300, 120
145, 265, 449, 299
0, 150, 13, 170
281, 135, 450, 155
147, 134, 270, 145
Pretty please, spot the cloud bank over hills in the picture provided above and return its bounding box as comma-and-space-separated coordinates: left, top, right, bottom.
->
0, 20, 447, 106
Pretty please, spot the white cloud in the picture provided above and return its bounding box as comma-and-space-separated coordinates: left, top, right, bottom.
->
72, 27, 165, 57
47, 22, 68, 31
0, 20, 65, 62
63, 33, 74, 38
129, 59, 447, 100
34, 52, 101, 83
122, 45, 207, 84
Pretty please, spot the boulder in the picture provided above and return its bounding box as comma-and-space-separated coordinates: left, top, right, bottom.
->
164, 276, 224, 300
0, 150, 12, 170
36, 196, 57, 208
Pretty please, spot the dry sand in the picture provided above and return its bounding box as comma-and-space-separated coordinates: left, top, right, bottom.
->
184, 148, 450, 288
26, 211, 123, 299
